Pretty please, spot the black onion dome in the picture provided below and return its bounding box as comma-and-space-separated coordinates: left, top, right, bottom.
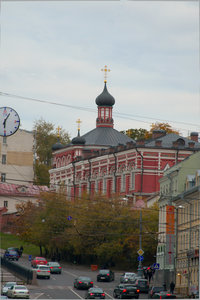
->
72, 136, 86, 145
95, 83, 115, 107
52, 141, 63, 151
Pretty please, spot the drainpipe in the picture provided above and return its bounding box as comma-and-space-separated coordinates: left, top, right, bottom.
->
72, 161, 76, 200
113, 152, 117, 193
135, 147, 144, 193
88, 159, 92, 198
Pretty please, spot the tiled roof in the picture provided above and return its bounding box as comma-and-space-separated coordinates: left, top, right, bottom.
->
81, 127, 135, 147
145, 133, 200, 149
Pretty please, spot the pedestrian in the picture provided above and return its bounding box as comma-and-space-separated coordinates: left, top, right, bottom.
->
19, 246, 23, 257
170, 281, 175, 294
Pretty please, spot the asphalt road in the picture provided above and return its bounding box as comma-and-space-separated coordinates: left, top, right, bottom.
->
7, 255, 149, 299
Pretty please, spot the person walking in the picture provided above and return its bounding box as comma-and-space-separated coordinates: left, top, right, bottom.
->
170, 281, 175, 294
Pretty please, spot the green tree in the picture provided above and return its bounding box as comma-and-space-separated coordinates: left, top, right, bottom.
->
33, 119, 70, 185
121, 128, 148, 141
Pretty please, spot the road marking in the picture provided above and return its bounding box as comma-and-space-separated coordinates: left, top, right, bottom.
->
63, 270, 77, 277
33, 293, 44, 299
69, 287, 83, 299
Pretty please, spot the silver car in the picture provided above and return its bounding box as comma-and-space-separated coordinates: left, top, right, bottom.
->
35, 264, 51, 279
120, 272, 137, 283
7, 285, 29, 299
1, 282, 16, 295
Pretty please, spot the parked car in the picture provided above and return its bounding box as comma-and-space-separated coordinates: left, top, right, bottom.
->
97, 269, 114, 282
4, 250, 19, 261
120, 273, 137, 283
85, 287, 105, 299
152, 291, 176, 299
149, 286, 165, 298
7, 285, 29, 299
135, 278, 149, 293
1, 282, 16, 295
35, 265, 51, 279
46, 262, 62, 274
74, 277, 93, 289
31, 257, 47, 268
113, 284, 140, 299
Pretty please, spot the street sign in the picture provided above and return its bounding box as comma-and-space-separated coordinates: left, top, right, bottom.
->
28, 255, 32, 261
153, 263, 160, 269
137, 255, 144, 262
67, 216, 72, 221
137, 249, 144, 256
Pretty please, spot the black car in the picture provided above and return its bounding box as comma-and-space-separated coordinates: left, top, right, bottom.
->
149, 286, 165, 298
97, 269, 114, 282
85, 288, 105, 299
74, 276, 93, 289
113, 284, 140, 299
135, 278, 149, 293
4, 250, 19, 261
7, 247, 21, 256
152, 292, 176, 299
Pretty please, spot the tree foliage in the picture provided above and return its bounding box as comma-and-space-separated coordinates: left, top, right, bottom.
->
15, 192, 159, 269
144, 122, 179, 139
122, 123, 179, 141
33, 119, 70, 185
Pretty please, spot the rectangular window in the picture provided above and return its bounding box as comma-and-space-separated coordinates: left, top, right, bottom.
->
3, 136, 7, 144
131, 172, 135, 189
4, 200, 8, 207
2, 154, 6, 164
105, 108, 109, 118
121, 174, 126, 192
1, 173, 6, 182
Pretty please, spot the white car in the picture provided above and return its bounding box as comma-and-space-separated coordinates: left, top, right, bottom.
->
7, 285, 29, 299
1, 282, 16, 296
35, 264, 51, 279
120, 272, 137, 283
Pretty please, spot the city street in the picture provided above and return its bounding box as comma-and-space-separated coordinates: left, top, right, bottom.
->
8, 255, 150, 299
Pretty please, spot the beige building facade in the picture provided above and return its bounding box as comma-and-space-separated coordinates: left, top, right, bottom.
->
0, 129, 34, 185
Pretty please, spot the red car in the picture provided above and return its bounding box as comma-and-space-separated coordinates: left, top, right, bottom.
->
31, 257, 47, 268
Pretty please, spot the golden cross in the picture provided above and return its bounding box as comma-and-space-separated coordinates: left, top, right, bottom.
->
56, 126, 61, 138
76, 118, 82, 130
101, 65, 110, 83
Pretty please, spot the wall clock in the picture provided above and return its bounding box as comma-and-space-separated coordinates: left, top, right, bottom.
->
0, 107, 20, 137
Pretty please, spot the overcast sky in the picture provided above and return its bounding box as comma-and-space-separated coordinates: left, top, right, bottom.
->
0, 1, 199, 139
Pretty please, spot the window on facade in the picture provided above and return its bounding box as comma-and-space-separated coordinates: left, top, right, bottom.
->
105, 108, 109, 118
121, 174, 126, 191
2, 154, 6, 164
3, 136, 7, 144
103, 178, 106, 193
1, 173, 6, 182
131, 172, 135, 189
4, 200, 8, 207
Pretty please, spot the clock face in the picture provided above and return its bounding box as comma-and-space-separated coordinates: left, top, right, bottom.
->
0, 107, 20, 137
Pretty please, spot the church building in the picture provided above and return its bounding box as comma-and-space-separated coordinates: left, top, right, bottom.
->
49, 68, 200, 205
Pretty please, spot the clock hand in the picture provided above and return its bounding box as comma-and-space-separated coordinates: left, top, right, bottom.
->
3, 113, 10, 128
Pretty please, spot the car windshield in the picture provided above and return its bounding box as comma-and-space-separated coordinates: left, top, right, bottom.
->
138, 280, 148, 286
8, 251, 17, 254
79, 277, 91, 281
125, 273, 136, 278
89, 288, 103, 293
153, 287, 164, 292
5, 283, 16, 287
15, 286, 27, 290
39, 266, 49, 270
99, 270, 109, 274
124, 285, 136, 288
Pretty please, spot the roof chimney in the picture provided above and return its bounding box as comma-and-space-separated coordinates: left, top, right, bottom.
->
152, 129, 166, 139
155, 140, 162, 147
188, 141, 195, 148
190, 132, 198, 143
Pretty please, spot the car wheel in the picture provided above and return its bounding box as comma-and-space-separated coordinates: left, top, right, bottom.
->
113, 292, 118, 299
97, 278, 99, 282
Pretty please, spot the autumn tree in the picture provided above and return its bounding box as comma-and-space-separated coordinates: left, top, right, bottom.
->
33, 119, 71, 185
144, 122, 179, 139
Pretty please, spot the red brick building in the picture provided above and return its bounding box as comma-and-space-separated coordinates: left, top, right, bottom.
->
49, 83, 200, 204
